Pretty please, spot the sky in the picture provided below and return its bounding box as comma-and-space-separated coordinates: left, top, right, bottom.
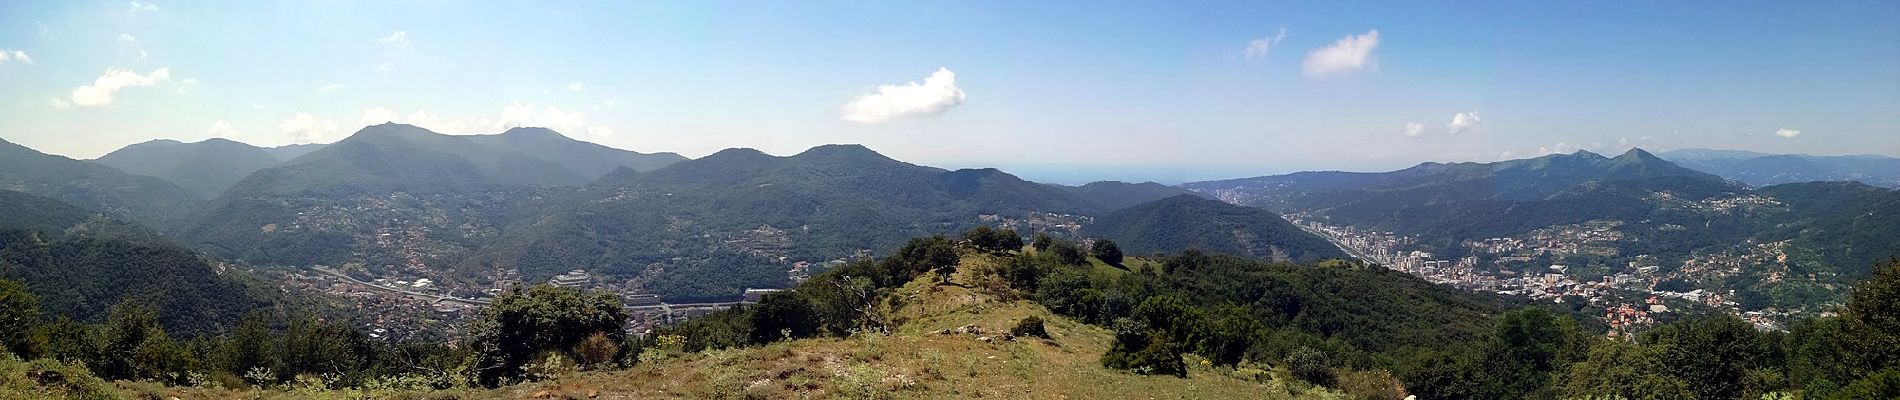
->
1, 1, 1896, 184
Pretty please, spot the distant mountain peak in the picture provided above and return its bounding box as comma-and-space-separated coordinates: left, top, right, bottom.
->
499, 126, 568, 139
795, 143, 884, 158
129, 138, 186, 147
1614, 147, 1660, 160
352, 122, 437, 138
706, 147, 772, 158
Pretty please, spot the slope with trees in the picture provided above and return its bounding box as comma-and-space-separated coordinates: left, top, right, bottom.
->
1082, 194, 1347, 262
90, 138, 300, 199
0, 137, 202, 229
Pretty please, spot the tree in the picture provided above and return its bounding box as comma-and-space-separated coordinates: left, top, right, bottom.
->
961, 226, 1024, 254
1560, 340, 1693, 399
1092, 239, 1124, 266
0, 279, 40, 358
469, 285, 630, 386
1051, 241, 1087, 266
1100, 318, 1184, 377
998, 255, 1043, 292
94, 301, 192, 384
885, 235, 959, 283
223, 310, 281, 383
1031, 232, 1054, 251
1644, 315, 1767, 400
1835, 368, 1900, 400
1467, 307, 1591, 399
747, 291, 818, 344
1841, 259, 1900, 375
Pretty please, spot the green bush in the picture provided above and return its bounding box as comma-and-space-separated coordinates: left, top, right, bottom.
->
1286, 347, 1336, 387
0, 356, 121, 400
1010, 316, 1048, 339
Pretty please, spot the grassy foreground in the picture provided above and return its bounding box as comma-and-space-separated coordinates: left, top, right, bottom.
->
38, 255, 1352, 399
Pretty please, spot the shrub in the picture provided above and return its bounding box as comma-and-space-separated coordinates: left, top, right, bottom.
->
1335, 369, 1408, 400
572, 332, 619, 369
1010, 316, 1049, 339
0, 356, 121, 400
1285, 347, 1336, 387
520, 351, 578, 382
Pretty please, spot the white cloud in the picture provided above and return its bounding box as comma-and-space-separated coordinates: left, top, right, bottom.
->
841, 67, 966, 124
0, 49, 31, 64
249, 103, 264, 110
48, 97, 71, 109
128, 1, 158, 11
318, 83, 344, 93
375, 62, 394, 74
565, 81, 586, 92
378, 30, 410, 47
1775, 128, 1802, 139
118, 33, 136, 43
1302, 29, 1380, 79
498, 104, 601, 137
1243, 27, 1288, 61
1447, 112, 1482, 134
1537, 142, 1585, 156
1400, 111, 1482, 137
1498, 150, 1517, 161
279, 112, 339, 144
1402, 122, 1427, 137
68, 67, 171, 106
359, 107, 397, 126
208, 120, 236, 138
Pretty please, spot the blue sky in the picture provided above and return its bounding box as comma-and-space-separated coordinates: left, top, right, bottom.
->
1, 1, 1896, 184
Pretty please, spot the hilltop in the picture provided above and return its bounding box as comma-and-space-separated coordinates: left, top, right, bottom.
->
91, 138, 311, 199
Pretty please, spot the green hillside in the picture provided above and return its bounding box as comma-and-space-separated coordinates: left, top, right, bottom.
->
1083, 194, 1347, 262
91, 138, 289, 199
0, 137, 202, 229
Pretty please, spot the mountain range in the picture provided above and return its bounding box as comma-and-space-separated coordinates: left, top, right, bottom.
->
15, 124, 1255, 302
91, 138, 315, 199
0, 137, 202, 228
1184, 148, 1900, 310
5, 126, 1896, 311
1659, 148, 1900, 188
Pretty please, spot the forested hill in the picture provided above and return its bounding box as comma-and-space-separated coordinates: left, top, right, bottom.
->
1052, 180, 1206, 212
174, 123, 674, 267
1661, 148, 1900, 188
90, 138, 293, 199
1184, 148, 1733, 212
0, 137, 202, 228
0, 190, 160, 244
1182, 147, 1900, 312
1082, 194, 1346, 262
463, 127, 687, 180
476, 144, 1106, 288
0, 229, 271, 334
